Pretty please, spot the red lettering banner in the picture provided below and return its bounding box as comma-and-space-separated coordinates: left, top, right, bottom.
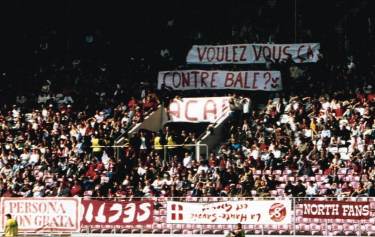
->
302, 201, 370, 219
186, 43, 320, 64
158, 70, 282, 91
80, 200, 154, 228
168, 97, 231, 123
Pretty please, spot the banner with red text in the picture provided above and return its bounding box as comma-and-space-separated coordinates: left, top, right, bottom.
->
168, 97, 230, 123
166, 200, 291, 224
186, 43, 320, 64
80, 200, 154, 228
302, 201, 370, 219
158, 70, 282, 91
0, 198, 80, 232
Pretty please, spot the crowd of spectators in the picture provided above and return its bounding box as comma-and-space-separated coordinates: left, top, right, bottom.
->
217, 85, 375, 198
0, 83, 159, 197
0, 0, 374, 199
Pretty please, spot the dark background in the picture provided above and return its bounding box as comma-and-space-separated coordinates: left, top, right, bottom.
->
0, 0, 373, 103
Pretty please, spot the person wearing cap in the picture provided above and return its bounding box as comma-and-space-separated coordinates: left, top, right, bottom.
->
3, 214, 18, 237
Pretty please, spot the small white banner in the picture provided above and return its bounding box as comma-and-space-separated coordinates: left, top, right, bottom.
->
0, 197, 80, 232
186, 43, 320, 64
158, 70, 282, 91
168, 97, 230, 123
167, 200, 291, 224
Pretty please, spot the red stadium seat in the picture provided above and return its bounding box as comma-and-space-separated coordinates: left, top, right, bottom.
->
264, 170, 272, 175
202, 228, 213, 234
278, 224, 291, 235
307, 176, 316, 182
265, 224, 278, 235
182, 230, 193, 234
343, 223, 355, 236
310, 223, 323, 235
142, 224, 153, 233
272, 170, 282, 175
270, 190, 278, 197
366, 224, 375, 236
91, 229, 101, 233
152, 224, 163, 234
101, 229, 113, 233
277, 188, 285, 196
338, 168, 348, 175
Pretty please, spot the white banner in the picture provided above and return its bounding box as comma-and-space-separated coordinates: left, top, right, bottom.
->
186, 43, 320, 64
0, 198, 80, 233
168, 97, 230, 123
158, 70, 282, 91
167, 200, 291, 224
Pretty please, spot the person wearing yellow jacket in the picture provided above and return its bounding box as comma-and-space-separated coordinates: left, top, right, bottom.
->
3, 214, 18, 237
154, 136, 162, 150
91, 134, 103, 160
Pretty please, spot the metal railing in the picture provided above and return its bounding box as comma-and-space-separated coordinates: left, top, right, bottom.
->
161, 144, 208, 162
91, 145, 127, 162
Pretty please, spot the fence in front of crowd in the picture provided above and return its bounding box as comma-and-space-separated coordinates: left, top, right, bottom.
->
1, 197, 374, 236
162, 144, 209, 162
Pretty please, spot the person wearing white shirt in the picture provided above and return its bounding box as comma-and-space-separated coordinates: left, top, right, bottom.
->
62, 95, 74, 105
197, 161, 209, 174
183, 152, 192, 168
29, 149, 40, 165
321, 101, 330, 111
122, 175, 130, 186
306, 181, 318, 197
121, 113, 130, 126
250, 146, 259, 159
168, 164, 178, 177
304, 128, 312, 138
242, 98, 250, 115
142, 180, 152, 196
152, 176, 164, 191
292, 101, 299, 111
0, 165, 12, 177
42, 108, 49, 119
33, 181, 45, 197
38, 94, 50, 104
94, 112, 104, 123
321, 127, 331, 138
12, 107, 20, 118
139, 131, 148, 151
137, 164, 147, 177
163, 174, 173, 186
20, 149, 30, 165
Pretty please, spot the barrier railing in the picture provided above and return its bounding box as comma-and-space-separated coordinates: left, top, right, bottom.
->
2, 197, 375, 236
162, 144, 208, 162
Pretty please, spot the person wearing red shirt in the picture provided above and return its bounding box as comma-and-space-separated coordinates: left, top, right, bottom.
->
127, 96, 137, 109
70, 180, 82, 196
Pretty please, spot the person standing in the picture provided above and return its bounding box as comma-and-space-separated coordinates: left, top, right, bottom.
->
3, 214, 18, 237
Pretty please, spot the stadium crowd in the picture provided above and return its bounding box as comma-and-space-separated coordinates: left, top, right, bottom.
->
0, 0, 374, 199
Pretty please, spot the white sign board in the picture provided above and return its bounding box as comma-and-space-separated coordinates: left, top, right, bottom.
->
167, 200, 291, 224
158, 70, 282, 91
168, 97, 230, 123
186, 43, 320, 64
0, 198, 80, 232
